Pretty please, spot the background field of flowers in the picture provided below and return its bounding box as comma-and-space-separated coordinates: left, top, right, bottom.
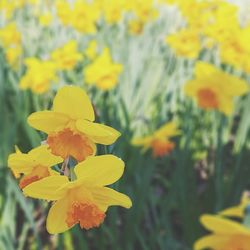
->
1, 0, 250, 249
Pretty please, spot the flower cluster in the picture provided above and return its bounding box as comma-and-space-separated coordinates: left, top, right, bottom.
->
165, 0, 250, 73
132, 121, 180, 157
8, 85, 132, 234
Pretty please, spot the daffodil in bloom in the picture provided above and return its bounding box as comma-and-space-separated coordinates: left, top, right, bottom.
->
84, 48, 123, 90
51, 40, 83, 70
85, 40, 97, 60
8, 145, 63, 189
23, 155, 132, 234
128, 19, 144, 35
132, 121, 180, 157
0, 22, 21, 48
20, 58, 58, 94
5, 45, 22, 69
194, 214, 250, 250
28, 85, 120, 162
97, 0, 125, 24
219, 25, 250, 73
56, 0, 100, 33
184, 62, 249, 115
166, 29, 201, 59
39, 12, 53, 27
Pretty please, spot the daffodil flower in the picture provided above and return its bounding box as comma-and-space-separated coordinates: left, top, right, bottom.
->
194, 214, 250, 250
8, 145, 63, 189
23, 155, 132, 234
184, 62, 249, 115
132, 121, 180, 157
51, 40, 83, 70
28, 85, 121, 162
84, 48, 123, 90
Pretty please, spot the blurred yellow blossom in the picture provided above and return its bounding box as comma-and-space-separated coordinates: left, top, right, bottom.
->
132, 121, 180, 157
0, 23, 21, 48
128, 19, 144, 35
219, 26, 250, 73
166, 29, 201, 59
8, 145, 63, 189
28, 86, 120, 162
84, 48, 123, 90
85, 40, 97, 60
98, 0, 125, 24
23, 155, 132, 234
51, 40, 83, 70
56, 0, 100, 31
194, 214, 250, 250
5, 45, 22, 69
39, 12, 53, 27
56, 1, 73, 26
20, 58, 58, 94
184, 62, 249, 115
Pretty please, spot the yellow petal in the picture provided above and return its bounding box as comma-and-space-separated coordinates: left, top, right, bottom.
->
28, 111, 70, 134
194, 235, 229, 250
154, 121, 181, 138
91, 186, 132, 211
74, 155, 124, 186
53, 86, 95, 121
76, 119, 120, 145
23, 176, 69, 201
220, 204, 244, 218
218, 95, 233, 116
131, 136, 152, 148
200, 214, 250, 235
46, 197, 72, 234
8, 152, 34, 175
29, 145, 63, 167
195, 61, 218, 79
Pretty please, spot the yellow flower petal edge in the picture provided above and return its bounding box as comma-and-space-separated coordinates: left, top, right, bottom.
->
76, 119, 121, 145
74, 155, 125, 186
52, 85, 95, 121
23, 176, 69, 200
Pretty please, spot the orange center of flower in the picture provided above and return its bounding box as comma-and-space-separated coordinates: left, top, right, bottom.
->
224, 235, 250, 250
66, 201, 106, 229
47, 128, 94, 162
197, 88, 218, 109
19, 165, 50, 189
151, 139, 175, 157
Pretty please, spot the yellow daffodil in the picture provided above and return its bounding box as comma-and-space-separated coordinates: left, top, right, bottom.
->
128, 0, 158, 23
85, 40, 97, 60
219, 26, 250, 73
39, 12, 53, 27
128, 19, 144, 35
23, 155, 132, 234
194, 214, 250, 250
0, 22, 21, 48
5, 45, 22, 69
51, 40, 83, 70
20, 57, 58, 94
166, 29, 201, 59
132, 121, 180, 157
184, 62, 249, 115
84, 48, 123, 90
8, 145, 63, 189
56, 1, 73, 26
98, 0, 125, 24
28, 85, 120, 162
70, 1, 100, 34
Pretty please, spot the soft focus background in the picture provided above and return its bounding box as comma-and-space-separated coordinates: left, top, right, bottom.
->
0, 0, 250, 249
